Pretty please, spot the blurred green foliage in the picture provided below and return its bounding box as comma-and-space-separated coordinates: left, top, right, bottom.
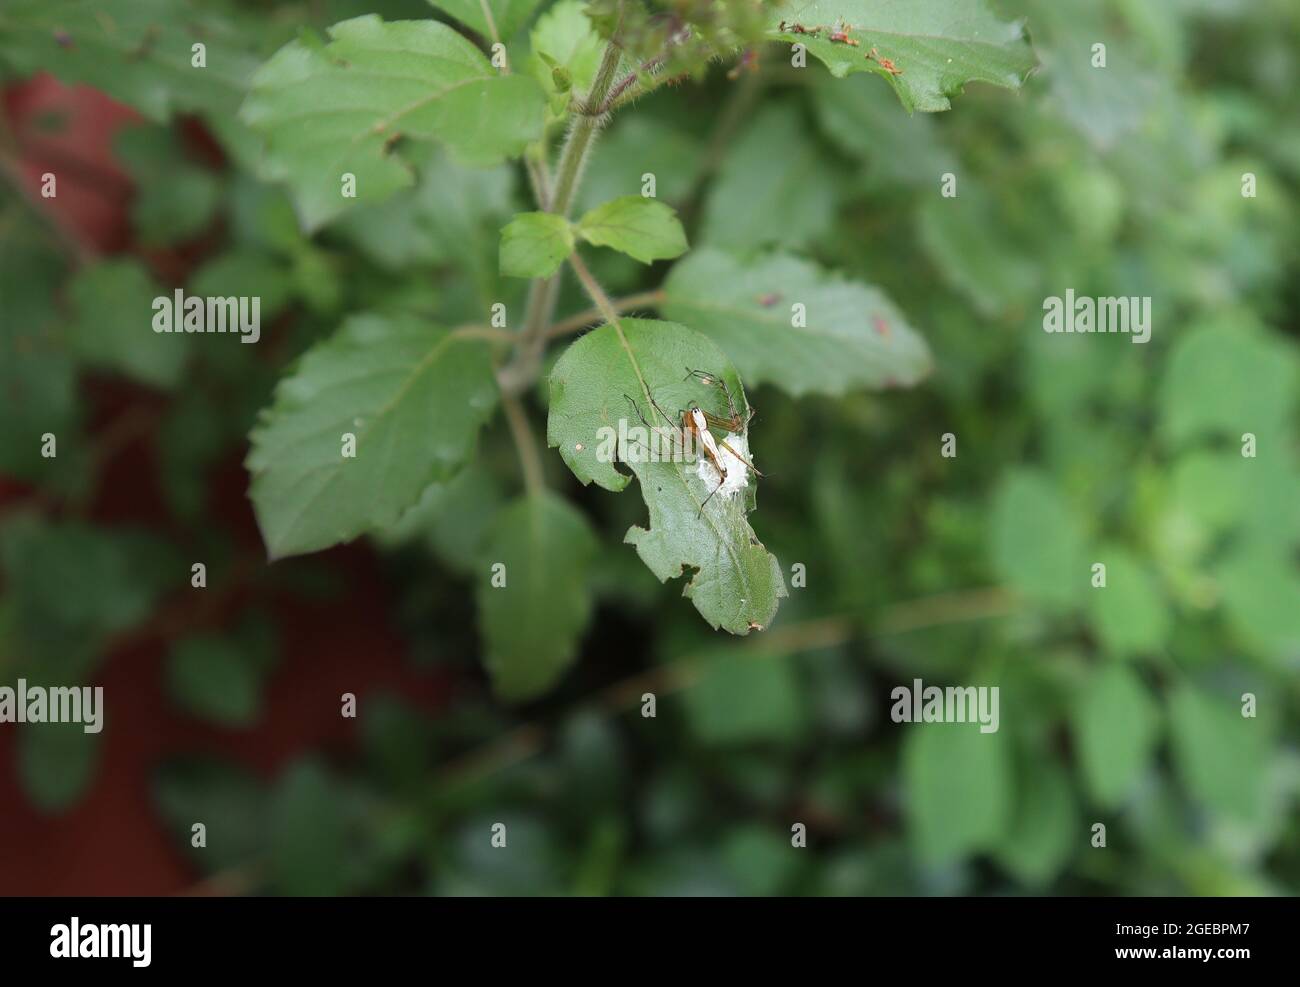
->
0, 0, 1297, 896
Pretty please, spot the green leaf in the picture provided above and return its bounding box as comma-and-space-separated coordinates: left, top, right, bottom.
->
332, 148, 515, 277
189, 249, 295, 321
766, 0, 1036, 112
428, 0, 544, 40
240, 15, 545, 229
476, 493, 598, 700
917, 184, 1040, 318
1168, 684, 1267, 823
699, 102, 840, 251
993, 759, 1076, 886
684, 650, 806, 746
547, 319, 786, 634
66, 260, 189, 389
575, 196, 688, 265
333, 147, 518, 320
375, 463, 505, 574
662, 247, 931, 396
1158, 317, 1298, 446
168, 630, 274, 728
0, 0, 266, 121
246, 313, 498, 559
1015, 0, 1161, 150
1086, 547, 1171, 658
115, 124, 222, 246
17, 721, 101, 814
903, 724, 1011, 865
1169, 451, 1250, 539
988, 469, 1088, 610
722, 825, 802, 895
0, 227, 78, 482
155, 758, 267, 871
529, 0, 603, 102
499, 211, 574, 278
811, 72, 957, 187
268, 761, 350, 895
576, 115, 704, 213
1216, 541, 1300, 666
1072, 664, 1160, 808
170, 639, 258, 727
0, 516, 178, 680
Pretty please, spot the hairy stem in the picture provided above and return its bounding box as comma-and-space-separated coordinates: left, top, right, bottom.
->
569, 249, 654, 406
499, 38, 625, 396
549, 41, 624, 218
591, 26, 692, 117
543, 289, 664, 339
567, 250, 623, 326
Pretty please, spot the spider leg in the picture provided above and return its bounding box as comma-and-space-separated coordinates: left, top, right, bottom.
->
645, 389, 681, 432
718, 437, 765, 478
685, 367, 747, 431
624, 394, 690, 462
697, 462, 727, 517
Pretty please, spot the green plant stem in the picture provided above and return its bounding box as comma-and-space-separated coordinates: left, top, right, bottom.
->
568, 249, 655, 404
475, 0, 502, 48
524, 152, 551, 210
500, 39, 625, 396
543, 289, 664, 339
501, 394, 545, 495
550, 41, 624, 218
567, 249, 622, 326
452, 324, 514, 343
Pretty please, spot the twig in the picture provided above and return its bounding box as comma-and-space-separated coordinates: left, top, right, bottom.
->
177, 862, 263, 897
432, 591, 1015, 791
499, 394, 545, 496
451, 324, 514, 344
475, 0, 502, 50
873, 587, 1018, 635
580, 25, 692, 116
524, 153, 551, 211
567, 250, 621, 326
543, 289, 664, 339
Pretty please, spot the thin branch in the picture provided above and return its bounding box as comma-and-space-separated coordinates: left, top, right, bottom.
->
567, 250, 621, 326
524, 153, 551, 211
475, 0, 502, 50
500, 394, 545, 496
604, 70, 691, 114
432, 589, 1017, 791
580, 25, 692, 117
543, 289, 664, 339
176, 589, 1019, 892
567, 250, 655, 420
451, 324, 514, 344
549, 41, 624, 217
873, 587, 1018, 635
177, 862, 263, 897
